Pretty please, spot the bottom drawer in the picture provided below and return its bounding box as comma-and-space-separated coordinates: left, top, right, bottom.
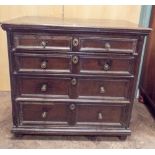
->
18, 102, 128, 128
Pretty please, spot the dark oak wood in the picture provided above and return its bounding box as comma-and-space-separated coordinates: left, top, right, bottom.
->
20, 103, 69, 125
1, 16, 150, 140
78, 36, 138, 54
140, 6, 155, 115
77, 77, 132, 100
14, 53, 71, 73
1, 16, 151, 34
13, 32, 72, 51
80, 54, 135, 76
16, 76, 71, 98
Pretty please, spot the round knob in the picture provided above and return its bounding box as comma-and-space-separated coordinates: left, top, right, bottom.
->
72, 55, 79, 64
105, 42, 111, 50
103, 63, 110, 71
41, 41, 47, 48
100, 86, 105, 94
41, 61, 47, 69
41, 84, 47, 92
98, 112, 103, 120
42, 111, 47, 119
73, 38, 79, 47
71, 78, 77, 85
69, 104, 76, 110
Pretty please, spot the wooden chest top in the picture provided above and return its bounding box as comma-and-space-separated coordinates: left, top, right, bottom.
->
1, 16, 151, 34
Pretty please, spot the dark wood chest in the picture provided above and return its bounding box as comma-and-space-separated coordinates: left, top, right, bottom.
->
1, 17, 150, 140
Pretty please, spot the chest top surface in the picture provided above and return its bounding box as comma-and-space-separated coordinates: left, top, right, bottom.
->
1, 16, 151, 34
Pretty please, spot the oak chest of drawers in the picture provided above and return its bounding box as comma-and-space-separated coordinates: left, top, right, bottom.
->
1, 17, 150, 140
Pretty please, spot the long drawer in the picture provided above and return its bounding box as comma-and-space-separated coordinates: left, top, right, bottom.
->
15, 76, 133, 101
14, 53, 135, 76
13, 32, 138, 55
18, 102, 128, 127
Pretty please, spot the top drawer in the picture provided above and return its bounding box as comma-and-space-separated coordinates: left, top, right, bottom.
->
12, 33, 138, 55
13, 33, 72, 51
73, 36, 138, 54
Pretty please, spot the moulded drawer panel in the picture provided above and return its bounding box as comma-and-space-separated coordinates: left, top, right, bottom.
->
77, 78, 132, 100
14, 53, 71, 74
13, 33, 72, 51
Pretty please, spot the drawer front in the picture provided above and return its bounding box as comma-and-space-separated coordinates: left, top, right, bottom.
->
15, 54, 71, 73
18, 102, 127, 127
76, 37, 137, 54
14, 53, 134, 76
19, 103, 70, 125
77, 78, 132, 100
76, 104, 127, 127
79, 55, 134, 75
13, 33, 72, 51
16, 76, 71, 98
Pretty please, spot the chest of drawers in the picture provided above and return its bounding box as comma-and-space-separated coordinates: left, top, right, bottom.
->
1, 17, 150, 140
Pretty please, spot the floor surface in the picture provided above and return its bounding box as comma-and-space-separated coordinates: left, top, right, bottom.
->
0, 92, 155, 149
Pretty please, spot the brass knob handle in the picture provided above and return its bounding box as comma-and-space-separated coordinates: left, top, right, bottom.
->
105, 42, 111, 50
98, 112, 103, 120
42, 111, 47, 119
103, 63, 110, 71
41, 41, 47, 48
72, 55, 79, 64
41, 84, 47, 92
73, 38, 79, 46
41, 61, 47, 69
100, 86, 105, 94
69, 104, 76, 110
71, 78, 77, 85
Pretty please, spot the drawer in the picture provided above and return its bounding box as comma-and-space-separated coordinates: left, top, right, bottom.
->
14, 53, 134, 76
14, 53, 71, 73
77, 77, 132, 100
79, 55, 134, 75
16, 76, 71, 98
13, 33, 72, 51
19, 102, 70, 125
74, 36, 138, 54
18, 102, 127, 127
76, 103, 127, 127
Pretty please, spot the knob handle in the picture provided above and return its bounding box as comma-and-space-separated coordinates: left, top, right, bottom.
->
41, 41, 47, 48
100, 86, 105, 94
42, 111, 47, 119
40, 60, 47, 69
73, 38, 79, 46
71, 78, 77, 85
105, 42, 111, 50
98, 112, 103, 120
69, 104, 76, 110
72, 55, 79, 64
41, 84, 47, 92
103, 63, 110, 71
